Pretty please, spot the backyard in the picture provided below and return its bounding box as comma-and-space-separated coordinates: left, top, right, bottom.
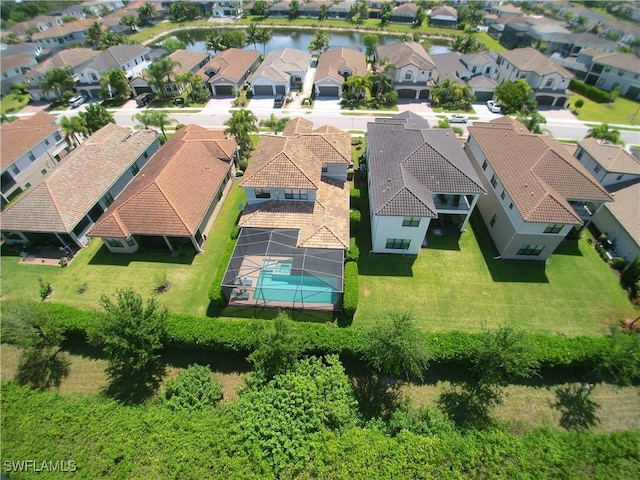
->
569, 93, 640, 127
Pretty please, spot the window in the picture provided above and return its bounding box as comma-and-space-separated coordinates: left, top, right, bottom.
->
45, 139, 50, 146
618, 69, 624, 77
576, 150, 583, 160
103, 191, 114, 207
404, 71, 413, 81
254, 188, 271, 199
517, 244, 545, 256
143, 151, 148, 159
616, 174, 623, 181
490, 214, 497, 227
91, 73, 98, 81
402, 217, 420, 227
594, 165, 601, 173
509, 202, 513, 210
490, 174, 498, 188
284, 189, 308, 200
321, 164, 328, 173
500, 190, 506, 200
11, 165, 20, 175
130, 163, 140, 175
385, 238, 411, 250
544, 224, 563, 234
54, 132, 62, 142
126, 236, 136, 247
25, 182, 31, 188
485, 66, 491, 74
604, 66, 611, 73
105, 238, 123, 248
28, 152, 36, 162
41, 169, 47, 175
545, 78, 554, 88
482, 159, 488, 171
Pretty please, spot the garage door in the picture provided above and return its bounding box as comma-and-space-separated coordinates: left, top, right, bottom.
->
253, 85, 273, 96
214, 85, 234, 96
536, 95, 554, 105
275, 85, 286, 95
317, 86, 340, 97
474, 91, 493, 102
397, 89, 416, 99
418, 89, 430, 100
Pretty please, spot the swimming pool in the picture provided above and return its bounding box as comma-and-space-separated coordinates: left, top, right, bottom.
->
255, 271, 338, 304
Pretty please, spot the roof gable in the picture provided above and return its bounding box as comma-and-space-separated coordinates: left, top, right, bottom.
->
376, 42, 435, 70
1, 112, 59, 169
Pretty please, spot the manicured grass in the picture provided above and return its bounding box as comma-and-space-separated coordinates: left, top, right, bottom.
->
0, 93, 30, 114
474, 32, 506, 52
0, 184, 247, 316
129, 19, 212, 44
569, 93, 640, 126
354, 212, 636, 335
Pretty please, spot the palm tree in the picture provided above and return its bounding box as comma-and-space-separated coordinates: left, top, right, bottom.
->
255, 28, 272, 55
260, 114, 290, 135
150, 111, 176, 141
224, 108, 257, 156
85, 21, 103, 49
531, 38, 548, 53
319, 4, 328, 20
342, 74, 371, 102
178, 70, 207, 101
587, 124, 624, 145
41, 67, 75, 101
132, 111, 155, 129
308, 31, 329, 58
137, 2, 156, 25
246, 23, 259, 51
373, 58, 394, 100
144, 57, 181, 98
206, 33, 226, 54
516, 111, 547, 135
60, 116, 88, 149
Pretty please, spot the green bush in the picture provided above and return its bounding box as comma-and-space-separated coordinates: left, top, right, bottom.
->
350, 210, 361, 234
165, 364, 223, 411
621, 254, 640, 289
342, 262, 359, 318
347, 168, 354, 181
569, 79, 611, 103
208, 240, 237, 307
346, 243, 360, 263
349, 187, 360, 209
611, 257, 627, 271
175, 123, 186, 130
574, 99, 584, 109
238, 159, 249, 171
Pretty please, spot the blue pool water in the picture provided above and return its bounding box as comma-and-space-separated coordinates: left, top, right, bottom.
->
255, 271, 338, 304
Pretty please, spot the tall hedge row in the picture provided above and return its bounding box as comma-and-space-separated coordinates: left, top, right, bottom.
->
208, 240, 237, 306
342, 262, 359, 318
569, 79, 611, 103
26, 302, 633, 374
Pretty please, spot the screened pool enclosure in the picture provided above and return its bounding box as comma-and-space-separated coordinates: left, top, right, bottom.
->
222, 228, 344, 310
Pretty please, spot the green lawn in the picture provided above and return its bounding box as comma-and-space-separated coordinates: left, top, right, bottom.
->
569, 93, 640, 126
354, 211, 635, 336
474, 32, 506, 52
0, 184, 247, 316
0, 93, 30, 114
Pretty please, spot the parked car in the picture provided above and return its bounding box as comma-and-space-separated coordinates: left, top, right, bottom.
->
135, 92, 153, 107
486, 100, 502, 113
449, 114, 468, 123
273, 94, 285, 108
68, 95, 85, 108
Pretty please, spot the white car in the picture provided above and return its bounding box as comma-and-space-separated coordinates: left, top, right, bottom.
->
68, 95, 85, 108
449, 114, 468, 123
486, 100, 502, 113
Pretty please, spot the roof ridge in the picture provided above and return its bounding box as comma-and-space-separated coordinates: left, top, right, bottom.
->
44, 181, 71, 230
154, 181, 194, 234
528, 191, 581, 223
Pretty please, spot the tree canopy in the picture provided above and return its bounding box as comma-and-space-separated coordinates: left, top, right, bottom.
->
79, 104, 115, 134
495, 79, 536, 114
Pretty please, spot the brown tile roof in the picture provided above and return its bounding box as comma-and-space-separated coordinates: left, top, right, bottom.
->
283, 117, 313, 136
30, 19, 94, 40
605, 180, 640, 245
168, 49, 209, 75
1, 112, 59, 170
1, 124, 158, 233
248, 48, 311, 83
296, 132, 351, 165
468, 117, 612, 224
88, 125, 236, 238
239, 175, 350, 249
198, 48, 261, 82
1, 54, 34, 73
315, 48, 367, 83
580, 49, 640, 74
25, 48, 99, 81
498, 47, 573, 78
376, 42, 435, 70
578, 138, 640, 175
241, 136, 321, 189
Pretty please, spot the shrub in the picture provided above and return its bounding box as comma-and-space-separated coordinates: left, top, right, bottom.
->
208, 240, 237, 307
346, 243, 360, 263
238, 159, 249, 171
347, 168, 354, 181
621, 254, 640, 289
175, 123, 186, 130
165, 364, 223, 411
574, 99, 584, 109
342, 262, 359, 318
350, 210, 361, 234
569, 79, 610, 103
349, 187, 360, 209
611, 257, 627, 271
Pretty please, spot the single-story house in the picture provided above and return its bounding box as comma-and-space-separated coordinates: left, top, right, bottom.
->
314, 47, 367, 97
198, 48, 261, 96
1, 124, 160, 249
328, 0, 355, 19
223, 117, 350, 310
428, 5, 458, 28
269, 0, 291, 17
248, 48, 311, 97
466, 117, 612, 261
88, 125, 239, 253
390, 3, 418, 24
366, 111, 486, 255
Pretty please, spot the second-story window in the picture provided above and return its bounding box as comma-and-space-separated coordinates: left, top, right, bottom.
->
404, 71, 413, 81
402, 217, 420, 227
254, 188, 271, 199
284, 189, 308, 200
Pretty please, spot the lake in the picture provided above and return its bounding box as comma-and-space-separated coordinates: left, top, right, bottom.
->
161, 28, 452, 56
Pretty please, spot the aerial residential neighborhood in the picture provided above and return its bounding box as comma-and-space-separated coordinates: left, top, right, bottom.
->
1, 0, 639, 477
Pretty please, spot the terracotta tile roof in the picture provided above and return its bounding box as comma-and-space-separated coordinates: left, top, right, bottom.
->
376, 42, 435, 70
315, 48, 367, 83
241, 135, 321, 189
578, 138, 640, 175
605, 179, 640, 245
1, 54, 34, 73
296, 132, 351, 165
240, 175, 349, 249
579, 48, 640, 74
30, 19, 94, 40
368, 113, 486, 217
168, 49, 209, 75
468, 117, 612, 224
89, 125, 236, 238
283, 117, 313, 136
313, 124, 346, 134
498, 47, 573, 78
1, 112, 59, 170
25, 48, 99, 82
248, 48, 311, 83
1, 124, 158, 233
198, 48, 260, 83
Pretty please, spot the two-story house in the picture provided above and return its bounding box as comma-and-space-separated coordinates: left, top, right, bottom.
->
29, 19, 94, 51
496, 47, 573, 107
431, 51, 498, 102
88, 125, 238, 254
366, 111, 486, 255
574, 138, 640, 262
0, 112, 70, 209
578, 49, 640, 101
212, 0, 243, 17
1, 124, 160, 250
314, 47, 367, 97
248, 48, 311, 97
466, 117, 612, 261
375, 42, 435, 100
0, 53, 38, 95
223, 117, 350, 310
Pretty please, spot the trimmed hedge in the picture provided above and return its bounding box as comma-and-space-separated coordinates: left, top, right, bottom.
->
350, 210, 361, 234
349, 187, 360, 209
569, 79, 611, 103
17, 302, 638, 376
208, 239, 236, 307
342, 262, 359, 318
346, 243, 360, 263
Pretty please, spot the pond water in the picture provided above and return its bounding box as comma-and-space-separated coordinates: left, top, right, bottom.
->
162, 28, 451, 56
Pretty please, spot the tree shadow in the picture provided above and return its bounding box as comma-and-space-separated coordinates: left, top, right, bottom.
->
103, 362, 166, 405
552, 383, 600, 431
437, 383, 498, 429
351, 372, 402, 420
88, 244, 195, 266
15, 348, 70, 390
